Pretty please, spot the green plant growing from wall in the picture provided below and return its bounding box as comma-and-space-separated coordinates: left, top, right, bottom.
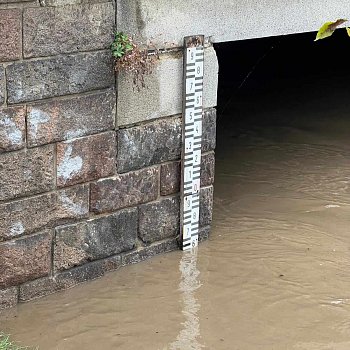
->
111, 32, 159, 91
315, 19, 350, 40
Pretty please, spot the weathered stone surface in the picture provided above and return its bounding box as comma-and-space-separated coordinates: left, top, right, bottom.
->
117, 47, 218, 126
139, 197, 180, 244
23, 3, 114, 58
57, 131, 116, 187
0, 231, 52, 289
0, 66, 4, 105
160, 161, 180, 196
6, 51, 114, 104
202, 108, 217, 153
40, 0, 111, 6
201, 152, 215, 187
54, 209, 137, 271
0, 287, 18, 310
0, 106, 25, 152
118, 117, 181, 173
90, 167, 159, 213
122, 238, 179, 266
200, 186, 214, 227
0, 185, 89, 242
0, 9, 21, 62
199, 225, 210, 242
0, 145, 54, 201
27, 90, 116, 147
19, 254, 121, 302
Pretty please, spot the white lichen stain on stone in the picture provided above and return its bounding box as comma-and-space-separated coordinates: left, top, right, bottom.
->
57, 144, 83, 183
0, 116, 22, 146
10, 222, 25, 237
59, 192, 87, 215
65, 129, 85, 140
28, 108, 50, 138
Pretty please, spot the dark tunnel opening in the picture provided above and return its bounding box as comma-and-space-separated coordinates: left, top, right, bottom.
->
214, 30, 350, 137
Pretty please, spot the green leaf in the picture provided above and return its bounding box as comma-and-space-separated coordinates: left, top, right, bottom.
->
315, 19, 348, 41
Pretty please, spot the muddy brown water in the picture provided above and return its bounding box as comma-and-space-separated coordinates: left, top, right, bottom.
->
2, 72, 350, 349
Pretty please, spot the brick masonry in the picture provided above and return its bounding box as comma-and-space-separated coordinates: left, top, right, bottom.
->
0, 0, 218, 310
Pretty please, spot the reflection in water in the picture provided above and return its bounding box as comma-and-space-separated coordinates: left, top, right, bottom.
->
168, 248, 203, 350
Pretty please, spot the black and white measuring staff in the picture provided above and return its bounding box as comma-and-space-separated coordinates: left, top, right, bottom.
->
181, 35, 204, 251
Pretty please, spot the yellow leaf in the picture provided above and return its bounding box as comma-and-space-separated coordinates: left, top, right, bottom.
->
315, 19, 348, 41
347, 27, 350, 37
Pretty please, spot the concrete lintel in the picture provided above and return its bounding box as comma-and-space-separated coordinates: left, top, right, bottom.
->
116, 47, 218, 127
117, 0, 350, 46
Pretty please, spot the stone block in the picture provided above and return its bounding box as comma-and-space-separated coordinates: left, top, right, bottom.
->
0, 287, 18, 310
54, 208, 137, 271
0, 231, 52, 289
117, 117, 181, 173
139, 196, 180, 244
19, 255, 122, 302
199, 225, 210, 242
40, 0, 110, 6
160, 161, 181, 196
200, 186, 214, 227
0, 9, 21, 62
121, 238, 179, 266
27, 89, 116, 147
0, 66, 4, 105
201, 152, 215, 187
90, 166, 159, 213
6, 51, 114, 104
0, 145, 54, 201
23, 3, 115, 58
202, 108, 217, 153
0, 106, 25, 152
117, 47, 218, 126
0, 185, 89, 242
57, 131, 116, 187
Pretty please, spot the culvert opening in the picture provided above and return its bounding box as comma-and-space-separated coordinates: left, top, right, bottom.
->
211, 30, 350, 240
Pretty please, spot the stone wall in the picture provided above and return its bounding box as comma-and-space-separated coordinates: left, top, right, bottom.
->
0, 0, 218, 309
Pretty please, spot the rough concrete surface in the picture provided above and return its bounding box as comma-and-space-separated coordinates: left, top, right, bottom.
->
117, 0, 349, 45
117, 47, 218, 126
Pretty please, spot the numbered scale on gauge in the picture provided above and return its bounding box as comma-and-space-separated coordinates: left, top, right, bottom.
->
181, 35, 204, 251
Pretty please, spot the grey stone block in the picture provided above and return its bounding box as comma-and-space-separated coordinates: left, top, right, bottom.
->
117, 47, 218, 126
122, 238, 179, 266
200, 186, 213, 227
40, 0, 111, 5
201, 152, 215, 187
54, 208, 138, 271
199, 226, 211, 242
0, 231, 52, 289
7, 51, 114, 104
202, 108, 217, 153
0, 66, 4, 105
19, 254, 122, 302
90, 166, 159, 213
160, 161, 181, 196
0, 145, 54, 201
117, 0, 349, 45
27, 89, 116, 147
23, 3, 115, 58
0, 184, 89, 242
139, 197, 180, 244
0, 106, 26, 153
0, 287, 18, 310
117, 117, 181, 173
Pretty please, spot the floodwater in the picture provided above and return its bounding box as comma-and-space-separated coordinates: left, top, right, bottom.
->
2, 42, 350, 349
